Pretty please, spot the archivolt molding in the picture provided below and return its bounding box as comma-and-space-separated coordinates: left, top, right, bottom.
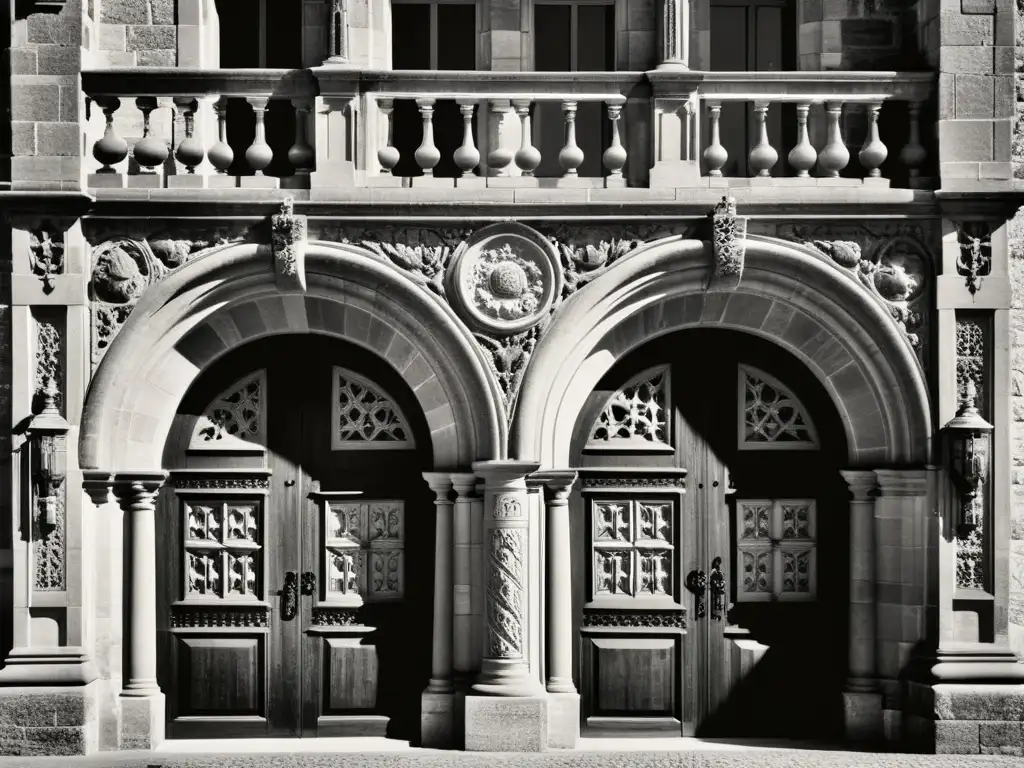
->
512, 235, 933, 468
80, 240, 505, 472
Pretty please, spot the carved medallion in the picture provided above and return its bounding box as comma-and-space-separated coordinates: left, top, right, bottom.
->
446, 223, 562, 336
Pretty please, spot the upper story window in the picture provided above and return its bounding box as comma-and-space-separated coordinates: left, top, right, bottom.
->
391, 0, 479, 70
215, 0, 303, 68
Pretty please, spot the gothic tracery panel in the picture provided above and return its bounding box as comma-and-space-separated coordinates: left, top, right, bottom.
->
739, 365, 819, 449
331, 367, 414, 450
322, 499, 405, 603
736, 499, 816, 601
591, 498, 676, 602
182, 499, 263, 601
189, 370, 267, 450
587, 366, 671, 449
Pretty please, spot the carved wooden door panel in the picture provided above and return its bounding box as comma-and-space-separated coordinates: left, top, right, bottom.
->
159, 335, 433, 741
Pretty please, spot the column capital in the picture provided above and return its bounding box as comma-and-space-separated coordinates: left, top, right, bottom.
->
471, 460, 541, 488
531, 469, 578, 502
422, 471, 455, 498
450, 472, 477, 497
840, 469, 878, 501
874, 468, 929, 497
82, 470, 114, 506
112, 470, 168, 502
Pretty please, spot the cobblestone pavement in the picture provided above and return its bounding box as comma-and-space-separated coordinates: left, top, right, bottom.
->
2, 744, 1024, 768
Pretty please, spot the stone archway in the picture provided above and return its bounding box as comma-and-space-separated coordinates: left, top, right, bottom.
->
512, 235, 932, 467
80, 240, 506, 473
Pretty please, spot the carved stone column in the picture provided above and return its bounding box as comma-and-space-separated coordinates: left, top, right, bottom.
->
533, 470, 578, 749
451, 474, 476, 677
465, 460, 547, 752
421, 472, 455, 748
658, 0, 689, 68
840, 470, 881, 743
112, 471, 168, 750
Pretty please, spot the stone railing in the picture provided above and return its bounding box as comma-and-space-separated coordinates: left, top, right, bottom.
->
81, 69, 318, 189
348, 71, 645, 187
82, 68, 936, 190
648, 70, 936, 188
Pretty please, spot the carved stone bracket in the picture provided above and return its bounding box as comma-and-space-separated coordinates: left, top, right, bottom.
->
28, 226, 67, 293
707, 196, 747, 292
271, 197, 307, 292
955, 221, 993, 296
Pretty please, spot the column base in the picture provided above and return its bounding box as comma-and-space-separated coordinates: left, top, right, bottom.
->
843, 690, 883, 744
546, 690, 580, 749
465, 694, 548, 752
0, 648, 98, 685
0, 683, 99, 756
420, 689, 456, 749
117, 691, 164, 750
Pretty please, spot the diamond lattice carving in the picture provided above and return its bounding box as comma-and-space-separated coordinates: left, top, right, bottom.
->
332, 367, 415, 450
739, 365, 818, 449
588, 366, 671, 449
189, 370, 266, 450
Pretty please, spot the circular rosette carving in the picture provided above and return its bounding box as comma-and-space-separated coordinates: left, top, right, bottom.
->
446, 223, 563, 336
90, 239, 164, 304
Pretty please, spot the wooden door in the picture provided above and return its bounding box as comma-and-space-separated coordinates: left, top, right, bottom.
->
709, 0, 796, 177
159, 335, 433, 741
572, 328, 847, 738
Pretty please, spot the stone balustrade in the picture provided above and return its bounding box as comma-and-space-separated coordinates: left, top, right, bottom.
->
82, 67, 936, 190
649, 70, 935, 188
81, 69, 318, 189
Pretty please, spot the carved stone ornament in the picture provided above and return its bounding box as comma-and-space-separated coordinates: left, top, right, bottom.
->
493, 494, 524, 520
271, 197, 307, 292
171, 605, 269, 628
580, 474, 687, 490
28, 227, 66, 293
170, 473, 271, 491
89, 236, 213, 370
708, 196, 748, 291
311, 606, 362, 626
956, 222, 993, 296
486, 527, 526, 658
582, 609, 686, 628
446, 223, 563, 337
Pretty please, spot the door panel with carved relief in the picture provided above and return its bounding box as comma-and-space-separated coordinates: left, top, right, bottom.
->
158, 335, 433, 740
571, 328, 848, 738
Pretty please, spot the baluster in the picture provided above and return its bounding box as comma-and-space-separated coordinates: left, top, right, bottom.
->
558, 101, 584, 176
173, 97, 205, 174
132, 97, 169, 174
748, 101, 778, 177
900, 102, 926, 181
377, 97, 400, 175
487, 101, 512, 177
245, 96, 273, 175
703, 101, 727, 176
454, 101, 480, 177
92, 97, 128, 173
415, 98, 441, 176
818, 101, 849, 178
858, 102, 887, 179
513, 99, 541, 176
208, 97, 233, 175
288, 97, 315, 175
602, 102, 627, 179
788, 103, 816, 178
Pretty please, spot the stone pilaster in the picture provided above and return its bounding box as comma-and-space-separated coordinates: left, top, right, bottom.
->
465, 460, 547, 752
840, 470, 882, 743
533, 470, 579, 749
112, 472, 167, 751
657, 0, 689, 69
421, 472, 455, 748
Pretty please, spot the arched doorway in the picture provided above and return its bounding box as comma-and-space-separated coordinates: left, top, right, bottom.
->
153, 335, 434, 741
155, 334, 434, 740
570, 328, 849, 738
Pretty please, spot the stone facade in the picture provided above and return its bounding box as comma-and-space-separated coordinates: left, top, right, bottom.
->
3, 0, 1024, 758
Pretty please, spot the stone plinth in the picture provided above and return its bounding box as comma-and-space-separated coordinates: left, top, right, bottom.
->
0, 684, 99, 756
464, 695, 548, 752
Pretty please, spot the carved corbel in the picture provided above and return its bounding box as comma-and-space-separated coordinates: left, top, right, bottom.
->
707, 196, 746, 292
271, 197, 308, 292
955, 221, 993, 296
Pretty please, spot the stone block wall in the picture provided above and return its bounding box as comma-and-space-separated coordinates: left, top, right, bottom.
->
94, 0, 177, 68
797, 0, 909, 70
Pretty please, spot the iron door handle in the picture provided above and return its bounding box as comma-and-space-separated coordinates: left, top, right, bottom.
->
282, 571, 299, 621
301, 571, 316, 596
687, 569, 708, 619
709, 556, 726, 621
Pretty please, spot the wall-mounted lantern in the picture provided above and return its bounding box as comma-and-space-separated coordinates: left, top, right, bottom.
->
28, 377, 69, 527
942, 378, 993, 533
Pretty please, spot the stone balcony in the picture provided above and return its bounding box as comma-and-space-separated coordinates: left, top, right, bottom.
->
78, 67, 936, 206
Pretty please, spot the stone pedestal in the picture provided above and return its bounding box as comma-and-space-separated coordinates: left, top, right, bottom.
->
464, 695, 548, 752
420, 691, 455, 749
545, 691, 580, 749
117, 693, 164, 751
843, 691, 883, 744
